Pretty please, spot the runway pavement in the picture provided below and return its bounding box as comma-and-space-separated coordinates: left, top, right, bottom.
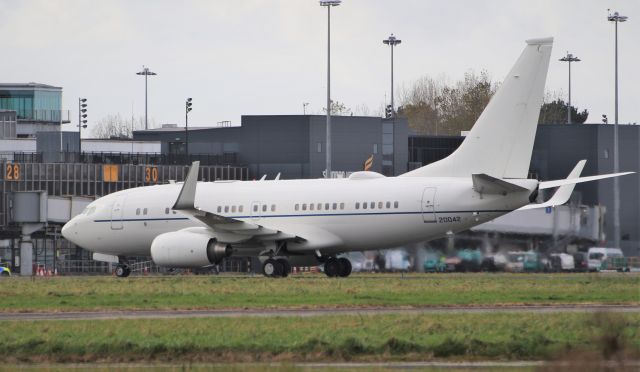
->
1, 304, 638, 321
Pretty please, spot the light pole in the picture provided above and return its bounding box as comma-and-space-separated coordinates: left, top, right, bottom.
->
78, 98, 87, 157
608, 10, 628, 249
185, 98, 193, 160
320, 0, 341, 178
136, 66, 157, 130
383, 34, 402, 118
558, 52, 580, 124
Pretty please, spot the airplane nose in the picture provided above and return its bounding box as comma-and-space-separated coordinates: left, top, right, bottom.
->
61, 218, 77, 242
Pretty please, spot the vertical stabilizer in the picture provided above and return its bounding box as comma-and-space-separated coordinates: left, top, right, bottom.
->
402, 37, 553, 179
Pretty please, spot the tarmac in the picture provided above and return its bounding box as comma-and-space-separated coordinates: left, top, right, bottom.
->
1, 304, 638, 321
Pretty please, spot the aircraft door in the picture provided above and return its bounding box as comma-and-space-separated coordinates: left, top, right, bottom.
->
421, 187, 437, 223
250, 201, 262, 221
110, 195, 126, 230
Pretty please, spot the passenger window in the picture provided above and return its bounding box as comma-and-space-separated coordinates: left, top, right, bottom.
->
370, 202, 375, 209
302, 204, 307, 211
394, 201, 399, 208
253, 205, 258, 212
165, 207, 170, 214
143, 208, 148, 215
340, 202, 344, 210
239, 205, 243, 213
386, 201, 391, 209
355, 202, 360, 209
224, 206, 229, 213
136, 208, 140, 215
271, 204, 276, 212
332, 203, 337, 210
295, 204, 299, 211
217, 206, 222, 213
262, 205, 267, 212
310, 203, 315, 211
325, 203, 330, 210
363, 202, 367, 209
317, 203, 322, 210
232, 206, 237, 213
378, 202, 383, 209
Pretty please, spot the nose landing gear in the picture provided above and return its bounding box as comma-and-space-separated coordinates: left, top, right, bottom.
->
115, 264, 131, 278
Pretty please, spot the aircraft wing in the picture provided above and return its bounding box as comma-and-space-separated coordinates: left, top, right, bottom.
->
172, 161, 303, 243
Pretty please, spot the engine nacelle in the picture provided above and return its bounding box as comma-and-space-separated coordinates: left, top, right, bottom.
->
150, 231, 231, 268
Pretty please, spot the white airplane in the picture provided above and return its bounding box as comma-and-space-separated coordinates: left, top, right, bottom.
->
62, 37, 632, 278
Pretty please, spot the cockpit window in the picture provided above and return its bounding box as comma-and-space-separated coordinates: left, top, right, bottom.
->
83, 206, 97, 215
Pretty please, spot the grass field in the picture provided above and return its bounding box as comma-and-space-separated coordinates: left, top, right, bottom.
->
0, 273, 638, 312
1, 312, 638, 363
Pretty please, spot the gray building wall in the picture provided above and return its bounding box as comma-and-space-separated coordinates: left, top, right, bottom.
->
37, 131, 78, 162
134, 115, 409, 179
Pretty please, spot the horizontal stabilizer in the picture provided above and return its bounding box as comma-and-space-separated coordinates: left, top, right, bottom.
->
519, 160, 585, 210
539, 171, 634, 189
472, 173, 528, 195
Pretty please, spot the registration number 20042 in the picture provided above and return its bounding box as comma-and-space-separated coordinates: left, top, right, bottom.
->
438, 216, 461, 223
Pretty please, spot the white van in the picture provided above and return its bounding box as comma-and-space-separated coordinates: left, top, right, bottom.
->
587, 247, 624, 271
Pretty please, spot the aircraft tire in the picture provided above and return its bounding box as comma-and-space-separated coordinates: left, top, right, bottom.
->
337, 257, 352, 277
262, 258, 283, 277
277, 258, 291, 277
115, 265, 130, 278
324, 257, 339, 277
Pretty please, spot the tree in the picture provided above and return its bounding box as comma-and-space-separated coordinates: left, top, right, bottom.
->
538, 99, 588, 124
322, 100, 352, 116
91, 114, 150, 139
397, 70, 497, 135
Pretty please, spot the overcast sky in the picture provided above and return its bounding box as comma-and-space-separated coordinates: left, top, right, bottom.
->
1, 0, 638, 134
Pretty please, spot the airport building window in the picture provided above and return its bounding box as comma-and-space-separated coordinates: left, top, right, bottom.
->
394, 201, 399, 208
340, 202, 344, 210
355, 202, 360, 209
386, 201, 391, 209
317, 142, 322, 153
136, 208, 140, 215
373, 143, 378, 154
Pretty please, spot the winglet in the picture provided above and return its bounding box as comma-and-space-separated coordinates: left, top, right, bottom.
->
519, 160, 585, 210
173, 161, 200, 210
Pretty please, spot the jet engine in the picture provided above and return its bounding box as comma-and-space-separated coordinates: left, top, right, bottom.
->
150, 231, 232, 267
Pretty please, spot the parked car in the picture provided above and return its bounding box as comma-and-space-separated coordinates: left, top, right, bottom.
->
573, 252, 589, 272
587, 247, 624, 271
456, 249, 483, 272
549, 253, 575, 272
506, 252, 525, 272
385, 250, 411, 272
523, 251, 547, 272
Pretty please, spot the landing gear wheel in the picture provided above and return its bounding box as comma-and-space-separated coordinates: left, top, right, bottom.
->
337, 257, 352, 277
324, 257, 339, 277
115, 264, 131, 278
277, 258, 291, 277
262, 258, 283, 277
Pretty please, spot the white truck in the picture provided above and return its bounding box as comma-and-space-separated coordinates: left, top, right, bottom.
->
587, 247, 624, 271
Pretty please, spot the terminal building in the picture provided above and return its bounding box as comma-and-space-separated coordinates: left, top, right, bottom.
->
0, 83, 638, 274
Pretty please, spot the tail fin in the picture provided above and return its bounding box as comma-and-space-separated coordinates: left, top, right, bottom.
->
402, 37, 553, 178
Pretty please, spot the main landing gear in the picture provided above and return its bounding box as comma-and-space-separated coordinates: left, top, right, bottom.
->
115, 264, 131, 278
323, 257, 352, 278
262, 258, 291, 278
